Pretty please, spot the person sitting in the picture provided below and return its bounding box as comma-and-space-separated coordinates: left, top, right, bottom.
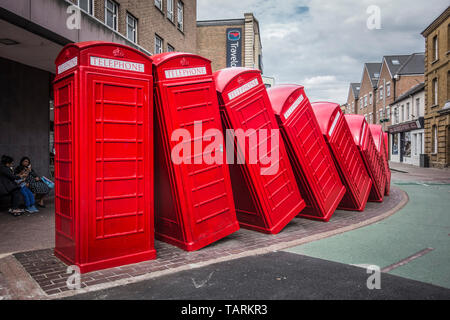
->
14, 166, 39, 214
19, 157, 50, 208
0, 155, 25, 216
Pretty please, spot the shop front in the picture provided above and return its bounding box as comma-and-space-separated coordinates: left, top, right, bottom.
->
389, 118, 425, 166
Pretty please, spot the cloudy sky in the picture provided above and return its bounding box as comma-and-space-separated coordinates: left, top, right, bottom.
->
197, 0, 449, 103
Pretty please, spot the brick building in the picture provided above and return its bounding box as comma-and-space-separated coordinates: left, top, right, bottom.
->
357, 62, 382, 124
67, 0, 197, 54
197, 13, 263, 72
421, 6, 450, 168
345, 83, 360, 114
376, 54, 424, 130
0, 0, 197, 178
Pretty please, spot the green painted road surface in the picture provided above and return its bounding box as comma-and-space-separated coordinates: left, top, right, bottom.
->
284, 181, 450, 289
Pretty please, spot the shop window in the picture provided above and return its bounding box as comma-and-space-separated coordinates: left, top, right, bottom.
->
404, 132, 411, 158
392, 134, 399, 155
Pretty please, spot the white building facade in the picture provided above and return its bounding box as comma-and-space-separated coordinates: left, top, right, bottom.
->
388, 83, 425, 166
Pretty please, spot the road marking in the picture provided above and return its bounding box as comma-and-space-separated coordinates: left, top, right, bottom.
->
381, 248, 434, 273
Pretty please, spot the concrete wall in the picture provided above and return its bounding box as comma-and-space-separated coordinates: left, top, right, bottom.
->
0, 57, 50, 177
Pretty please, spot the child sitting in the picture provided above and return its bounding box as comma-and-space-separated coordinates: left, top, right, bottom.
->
14, 165, 39, 214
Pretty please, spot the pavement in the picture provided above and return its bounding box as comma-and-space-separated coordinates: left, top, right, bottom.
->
0, 162, 449, 300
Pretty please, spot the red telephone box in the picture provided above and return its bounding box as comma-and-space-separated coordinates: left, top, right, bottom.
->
311, 102, 372, 212
152, 53, 239, 251
267, 85, 346, 222
214, 68, 305, 234
53, 42, 156, 273
369, 125, 391, 196
384, 132, 391, 196
345, 115, 386, 202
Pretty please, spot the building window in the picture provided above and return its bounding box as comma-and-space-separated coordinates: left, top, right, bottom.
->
379, 109, 383, 122
401, 105, 405, 122
392, 134, 399, 155
386, 83, 391, 97
379, 86, 384, 100
386, 106, 390, 121
167, 44, 175, 52
155, 34, 163, 54
78, 0, 94, 15
167, 0, 174, 21
415, 98, 420, 118
406, 103, 410, 121
155, 0, 163, 11
432, 125, 438, 154
126, 13, 137, 43
177, 1, 184, 31
105, 0, 118, 31
433, 35, 438, 61
432, 78, 438, 106
394, 107, 399, 124
369, 113, 373, 124
364, 95, 368, 107
369, 92, 373, 105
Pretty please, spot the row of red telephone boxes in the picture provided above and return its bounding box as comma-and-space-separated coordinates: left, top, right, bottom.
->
52, 42, 391, 273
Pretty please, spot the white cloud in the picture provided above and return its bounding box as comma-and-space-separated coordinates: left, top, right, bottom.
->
198, 0, 449, 103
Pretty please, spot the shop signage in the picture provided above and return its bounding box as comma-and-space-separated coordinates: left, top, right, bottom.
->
226, 28, 242, 68
388, 117, 424, 134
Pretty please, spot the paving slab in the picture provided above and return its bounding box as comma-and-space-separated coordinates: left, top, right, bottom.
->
0, 185, 406, 299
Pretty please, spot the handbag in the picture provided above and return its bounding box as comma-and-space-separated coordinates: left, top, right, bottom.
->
41, 176, 55, 189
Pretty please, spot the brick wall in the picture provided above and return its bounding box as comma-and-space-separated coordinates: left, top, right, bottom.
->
90, 0, 197, 55
376, 62, 393, 126
197, 24, 244, 72
358, 67, 376, 122
346, 86, 357, 114
423, 10, 450, 167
